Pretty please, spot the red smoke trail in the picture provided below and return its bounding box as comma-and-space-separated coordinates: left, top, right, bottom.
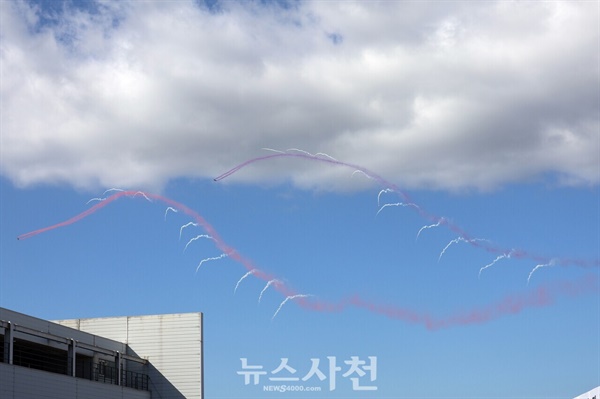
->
18, 190, 299, 300
215, 152, 600, 269
18, 189, 598, 329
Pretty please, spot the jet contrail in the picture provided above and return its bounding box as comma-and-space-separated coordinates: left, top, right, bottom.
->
479, 251, 514, 278
234, 269, 257, 294
179, 222, 199, 240
376, 202, 419, 216
259, 279, 281, 303
184, 234, 213, 252
416, 218, 447, 241
272, 294, 313, 320
164, 207, 178, 221
527, 259, 557, 285
196, 253, 229, 273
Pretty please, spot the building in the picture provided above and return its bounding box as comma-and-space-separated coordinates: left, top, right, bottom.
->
573, 386, 600, 399
1, 307, 203, 399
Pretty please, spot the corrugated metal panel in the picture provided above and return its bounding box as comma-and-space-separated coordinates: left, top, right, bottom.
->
55, 312, 203, 399
0, 363, 150, 399
127, 313, 202, 399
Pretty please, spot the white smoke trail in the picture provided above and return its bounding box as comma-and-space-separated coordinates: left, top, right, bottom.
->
102, 188, 124, 196
195, 253, 228, 273
479, 251, 514, 278
438, 237, 489, 261
351, 170, 373, 180
527, 259, 557, 285
134, 191, 152, 202
286, 148, 313, 156
164, 207, 178, 221
261, 147, 285, 153
416, 218, 446, 241
377, 189, 394, 207
184, 234, 213, 252
272, 294, 313, 320
179, 222, 199, 240
258, 279, 281, 303
234, 269, 257, 294
315, 152, 337, 161
86, 197, 105, 205
376, 202, 419, 216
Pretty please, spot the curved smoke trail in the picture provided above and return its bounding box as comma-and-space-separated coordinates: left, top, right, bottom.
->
17, 189, 598, 328
215, 152, 600, 269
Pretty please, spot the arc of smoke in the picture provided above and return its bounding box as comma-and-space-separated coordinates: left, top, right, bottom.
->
479, 251, 514, 278
184, 234, 213, 252
259, 279, 281, 304
376, 202, 419, 217
439, 237, 490, 262
416, 218, 446, 241
214, 152, 600, 269
164, 207, 178, 221
527, 259, 558, 285
134, 191, 152, 202
86, 197, 105, 205
377, 189, 394, 207
102, 188, 124, 196
234, 269, 257, 294
272, 294, 313, 320
315, 152, 337, 161
351, 169, 373, 180
196, 253, 229, 273
179, 222, 199, 241
17, 189, 599, 329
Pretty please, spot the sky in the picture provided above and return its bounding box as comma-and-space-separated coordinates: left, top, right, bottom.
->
0, 0, 598, 398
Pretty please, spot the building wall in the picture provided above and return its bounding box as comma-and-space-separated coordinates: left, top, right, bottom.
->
55, 312, 203, 399
0, 362, 150, 399
573, 386, 600, 399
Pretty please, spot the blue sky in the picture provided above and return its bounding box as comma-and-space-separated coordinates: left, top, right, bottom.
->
1, 1, 599, 398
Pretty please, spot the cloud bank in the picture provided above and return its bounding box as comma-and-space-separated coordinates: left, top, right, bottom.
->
1, 0, 598, 192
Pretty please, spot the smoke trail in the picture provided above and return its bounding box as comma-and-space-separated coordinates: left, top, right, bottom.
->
184, 234, 214, 252
196, 253, 229, 273
438, 238, 490, 261
234, 269, 257, 294
134, 191, 152, 202
344, 274, 598, 330
272, 294, 313, 320
18, 190, 599, 328
376, 202, 419, 217
416, 218, 446, 241
351, 170, 373, 180
164, 207, 178, 221
527, 259, 557, 285
86, 197, 104, 205
479, 251, 514, 278
259, 279, 281, 303
179, 222, 199, 240
103, 188, 124, 196
377, 189, 394, 207
215, 152, 600, 269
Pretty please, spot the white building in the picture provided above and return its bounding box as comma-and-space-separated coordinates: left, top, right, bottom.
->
1, 307, 203, 399
573, 386, 600, 399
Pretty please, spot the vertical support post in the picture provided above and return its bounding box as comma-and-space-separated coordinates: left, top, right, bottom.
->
68, 339, 77, 377
4, 321, 14, 365
115, 351, 122, 386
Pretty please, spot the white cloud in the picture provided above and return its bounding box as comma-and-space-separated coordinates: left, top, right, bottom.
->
1, 0, 597, 192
